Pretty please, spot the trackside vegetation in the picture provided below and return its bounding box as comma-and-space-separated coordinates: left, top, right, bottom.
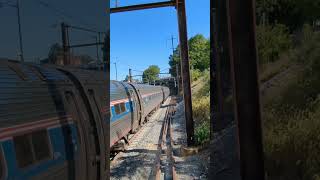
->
262, 24, 320, 180
168, 0, 320, 177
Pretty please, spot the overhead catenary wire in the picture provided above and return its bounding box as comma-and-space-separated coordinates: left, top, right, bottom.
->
34, 0, 98, 29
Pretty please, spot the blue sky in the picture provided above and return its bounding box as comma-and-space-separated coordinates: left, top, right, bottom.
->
110, 0, 209, 81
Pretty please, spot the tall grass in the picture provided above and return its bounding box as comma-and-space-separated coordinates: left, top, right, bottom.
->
192, 70, 210, 145
262, 24, 320, 180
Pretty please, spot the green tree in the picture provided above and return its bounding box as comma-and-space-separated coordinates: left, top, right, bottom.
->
256, 24, 292, 64
188, 34, 210, 71
168, 46, 180, 77
142, 65, 160, 83
168, 34, 210, 77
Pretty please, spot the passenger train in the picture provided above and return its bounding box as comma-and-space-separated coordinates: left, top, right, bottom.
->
0, 59, 170, 180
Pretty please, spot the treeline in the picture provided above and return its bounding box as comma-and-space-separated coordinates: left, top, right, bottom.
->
168, 34, 210, 82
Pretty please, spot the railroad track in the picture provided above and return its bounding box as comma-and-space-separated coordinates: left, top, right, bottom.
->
110, 105, 163, 161
110, 97, 179, 180
153, 97, 177, 180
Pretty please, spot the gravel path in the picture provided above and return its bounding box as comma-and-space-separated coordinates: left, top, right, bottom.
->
110, 98, 171, 180
210, 122, 241, 180
171, 101, 210, 180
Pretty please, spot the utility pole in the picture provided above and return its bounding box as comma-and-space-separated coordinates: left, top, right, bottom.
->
114, 62, 118, 80
16, 0, 24, 62
95, 36, 99, 62
169, 35, 182, 95
170, 35, 176, 54
0, 0, 25, 62
115, 0, 119, 7
61, 22, 69, 65
129, 68, 132, 82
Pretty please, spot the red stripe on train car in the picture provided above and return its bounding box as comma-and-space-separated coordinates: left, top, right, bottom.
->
0, 116, 73, 140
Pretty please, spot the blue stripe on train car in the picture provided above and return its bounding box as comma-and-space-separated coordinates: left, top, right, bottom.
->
1, 124, 78, 179
110, 101, 134, 123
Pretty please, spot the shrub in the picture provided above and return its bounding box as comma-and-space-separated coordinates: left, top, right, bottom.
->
192, 96, 210, 124
194, 120, 210, 146
191, 69, 201, 82
257, 24, 292, 64
192, 95, 210, 145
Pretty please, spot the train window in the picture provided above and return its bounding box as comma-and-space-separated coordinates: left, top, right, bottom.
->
14, 135, 34, 168
120, 103, 126, 112
14, 130, 52, 168
115, 104, 121, 115
114, 103, 126, 115
32, 130, 51, 161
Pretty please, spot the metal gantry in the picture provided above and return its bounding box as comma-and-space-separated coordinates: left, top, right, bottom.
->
111, 0, 195, 145
60, 23, 107, 65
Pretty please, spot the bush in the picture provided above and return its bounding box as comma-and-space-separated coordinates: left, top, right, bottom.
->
257, 24, 292, 64
194, 120, 210, 146
192, 96, 210, 124
192, 95, 210, 145
191, 69, 201, 82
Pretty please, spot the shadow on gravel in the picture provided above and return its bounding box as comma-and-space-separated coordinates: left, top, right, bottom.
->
110, 148, 158, 179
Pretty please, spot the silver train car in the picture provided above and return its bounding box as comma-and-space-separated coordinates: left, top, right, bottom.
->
0, 59, 170, 179
110, 81, 170, 147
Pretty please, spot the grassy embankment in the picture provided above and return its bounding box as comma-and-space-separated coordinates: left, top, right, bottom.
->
262, 25, 320, 180
191, 25, 320, 180
191, 69, 210, 145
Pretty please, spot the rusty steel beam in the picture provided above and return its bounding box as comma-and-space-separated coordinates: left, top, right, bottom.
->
212, 0, 235, 134
176, 0, 194, 146
210, 2, 225, 137
110, 1, 175, 13
226, 0, 265, 179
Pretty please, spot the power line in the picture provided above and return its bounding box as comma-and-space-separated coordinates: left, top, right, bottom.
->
34, 0, 96, 29
160, 68, 169, 72
131, 69, 144, 73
